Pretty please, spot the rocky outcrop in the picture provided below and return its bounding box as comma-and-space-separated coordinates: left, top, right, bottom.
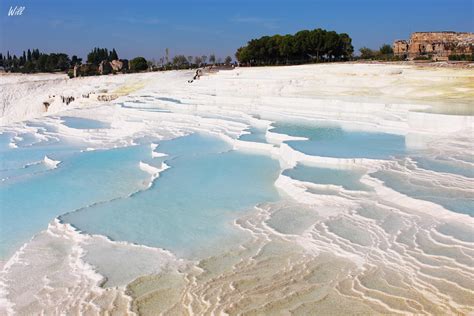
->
111, 59, 128, 72
97, 60, 129, 74
393, 32, 474, 60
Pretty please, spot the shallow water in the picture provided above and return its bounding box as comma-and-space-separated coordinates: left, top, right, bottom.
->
0, 132, 73, 172
0, 145, 152, 258
61, 133, 281, 258
60, 116, 110, 129
238, 127, 268, 143
412, 156, 474, 178
283, 163, 370, 191
2, 100, 473, 315
272, 121, 406, 159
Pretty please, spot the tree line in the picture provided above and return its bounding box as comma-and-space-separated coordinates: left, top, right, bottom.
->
358, 44, 403, 61
0, 47, 148, 75
1, 47, 235, 75
87, 48, 118, 64
164, 54, 233, 70
235, 28, 354, 65
0, 49, 82, 73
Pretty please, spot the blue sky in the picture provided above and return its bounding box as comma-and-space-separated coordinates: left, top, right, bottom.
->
1, 0, 473, 60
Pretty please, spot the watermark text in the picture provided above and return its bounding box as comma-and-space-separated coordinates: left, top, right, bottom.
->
8, 6, 25, 16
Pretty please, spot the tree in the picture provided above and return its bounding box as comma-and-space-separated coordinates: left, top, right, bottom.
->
87, 47, 110, 65
359, 47, 376, 59
56, 53, 71, 71
379, 44, 393, 56
23, 61, 35, 73
194, 56, 202, 66
147, 60, 154, 70
37, 54, 48, 72
235, 28, 354, 65
27, 49, 32, 62
45, 53, 59, 71
110, 48, 118, 61
130, 57, 148, 72
187, 55, 193, 66
172, 55, 188, 68
71, 55, 82, 66
32, 49, 40, 61
339, 33, 354, 59
201, 55, 207, 65
209, 54, 216, 64
224, 56, 232, 65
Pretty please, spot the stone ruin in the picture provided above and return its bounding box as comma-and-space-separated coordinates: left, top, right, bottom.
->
99, 59, 129, 75
393, 32, 474, 60
73, 60, 130, 77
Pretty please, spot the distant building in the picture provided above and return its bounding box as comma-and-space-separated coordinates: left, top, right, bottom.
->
393, 32, 474, 60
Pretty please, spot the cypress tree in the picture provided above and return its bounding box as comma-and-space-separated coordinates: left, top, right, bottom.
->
110, 48, 118, 61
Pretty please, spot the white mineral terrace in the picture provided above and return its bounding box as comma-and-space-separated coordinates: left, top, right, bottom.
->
0, 63, 473, 315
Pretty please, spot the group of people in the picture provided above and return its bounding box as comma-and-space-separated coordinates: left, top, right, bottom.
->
61, 96, 75, 105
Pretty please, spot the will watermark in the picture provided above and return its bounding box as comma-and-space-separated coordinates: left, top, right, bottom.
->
7, 5, 25, 16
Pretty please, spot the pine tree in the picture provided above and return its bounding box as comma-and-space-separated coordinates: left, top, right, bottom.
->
27, 49, 31, 62
21, 51, 26, 66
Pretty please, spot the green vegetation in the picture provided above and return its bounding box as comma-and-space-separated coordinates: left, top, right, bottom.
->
171, 55, 188, 68
235, 28, 354, 65
358, 44, 403, 61
2, 46, 234, 76
150, 50, 234, 70
413, 55, 432, 61
379, 44, 393, 56
448, 54, 474, 61
0, 49, 73, 73
87, 47, 118, 65
359, 47, 377, 59
130, 57, 148, 72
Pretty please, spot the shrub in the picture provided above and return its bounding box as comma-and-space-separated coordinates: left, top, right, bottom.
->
449, 54, 474, 61
130, 57, 148, 72
413, 55, 432, 61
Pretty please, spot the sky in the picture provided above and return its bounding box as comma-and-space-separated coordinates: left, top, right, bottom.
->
1, 0, 473, 60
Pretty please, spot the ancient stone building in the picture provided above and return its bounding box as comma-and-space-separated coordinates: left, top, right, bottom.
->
393, 32, 474, 60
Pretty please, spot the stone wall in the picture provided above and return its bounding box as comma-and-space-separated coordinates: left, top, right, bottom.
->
393, 32, 474, 60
